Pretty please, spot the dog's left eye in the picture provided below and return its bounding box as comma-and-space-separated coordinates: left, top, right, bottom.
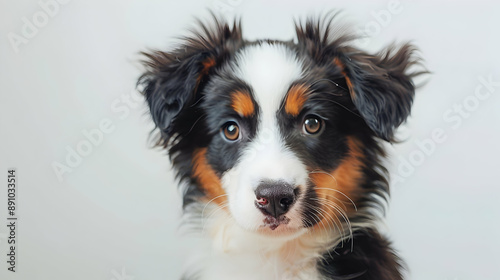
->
303, 115, 323, 135
222, 122, 240, 141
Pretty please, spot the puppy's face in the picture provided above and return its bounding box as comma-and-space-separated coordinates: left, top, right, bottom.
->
197, 44, 359, 235
140, 17, 419, 237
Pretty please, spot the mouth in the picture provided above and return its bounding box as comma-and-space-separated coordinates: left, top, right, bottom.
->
260, 215, 291, 230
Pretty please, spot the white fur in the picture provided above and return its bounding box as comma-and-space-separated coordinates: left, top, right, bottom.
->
221, 44, 308, 233
195, 203, 328, 280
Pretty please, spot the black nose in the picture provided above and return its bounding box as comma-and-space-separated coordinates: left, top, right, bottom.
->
255, 181, 296, 218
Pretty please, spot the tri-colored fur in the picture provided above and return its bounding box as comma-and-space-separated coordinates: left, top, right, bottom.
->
139, 13, 424, 280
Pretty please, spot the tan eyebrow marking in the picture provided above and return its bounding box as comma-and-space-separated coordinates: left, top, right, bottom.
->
231, 90, 255, 117
285, 84, 310, 116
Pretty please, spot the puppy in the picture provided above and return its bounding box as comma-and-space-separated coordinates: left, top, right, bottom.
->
139, 13, 423, 280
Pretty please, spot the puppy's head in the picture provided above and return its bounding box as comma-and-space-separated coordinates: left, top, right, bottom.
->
139, 15, 421, 237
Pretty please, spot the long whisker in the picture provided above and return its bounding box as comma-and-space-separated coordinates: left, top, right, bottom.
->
314, 192, 350, 211
309, 78, 347, 93
314, 197, 354, 235
312, 96, 363, 119
303, 200, 346, 241
311, 198, 350, 238
314, 198, 351, 229
303, 201, 338, 235
310, 168, 358, 210
302, 203, 328, 234
314, 197, 355, 251
201, 203, 229, 234
201, 194, 229, 218
187, 115, 206, 135
314, 187, 358, 212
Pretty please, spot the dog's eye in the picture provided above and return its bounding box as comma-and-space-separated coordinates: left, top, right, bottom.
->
303, 116, 323, 135
222, 122, 240, 141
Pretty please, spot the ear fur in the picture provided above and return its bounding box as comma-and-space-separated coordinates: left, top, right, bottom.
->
336, 45, 422, 141
138, 15, 242, 147
296, 14, 425, 142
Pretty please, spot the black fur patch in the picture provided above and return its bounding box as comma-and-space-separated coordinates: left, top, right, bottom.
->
202, 78, 259, 175
318, 229, 404, 280
138, 15, 245, 205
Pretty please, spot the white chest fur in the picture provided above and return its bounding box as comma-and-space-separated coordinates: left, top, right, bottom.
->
188, 208, 337, 280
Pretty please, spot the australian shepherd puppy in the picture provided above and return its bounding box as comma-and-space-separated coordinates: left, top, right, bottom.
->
139, 13, 423, 280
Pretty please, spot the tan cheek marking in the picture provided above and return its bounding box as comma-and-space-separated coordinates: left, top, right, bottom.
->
192, 148, 227, 205
231, 90, 255, 117
309, 137, 364, 230
285, 84, 310, 116
333, 57, 355, 98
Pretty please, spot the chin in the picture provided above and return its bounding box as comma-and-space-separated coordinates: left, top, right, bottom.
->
139, 12, 425, 280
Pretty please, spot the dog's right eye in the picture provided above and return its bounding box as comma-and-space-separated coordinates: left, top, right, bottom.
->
222, 122, 240, 141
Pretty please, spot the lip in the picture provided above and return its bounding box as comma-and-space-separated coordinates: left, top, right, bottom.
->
261, 215, 291, 230
257, 225, 304, 240
257, 215, 305, 237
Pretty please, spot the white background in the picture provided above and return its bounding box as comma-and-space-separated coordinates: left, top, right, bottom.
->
1, 1, 499, 279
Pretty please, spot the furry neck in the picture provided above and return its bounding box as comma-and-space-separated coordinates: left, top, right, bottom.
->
184, 202, 346, 280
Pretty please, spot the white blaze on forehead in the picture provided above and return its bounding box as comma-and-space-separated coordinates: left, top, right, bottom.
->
234, 43, 304, 123
231, 43, 307, 185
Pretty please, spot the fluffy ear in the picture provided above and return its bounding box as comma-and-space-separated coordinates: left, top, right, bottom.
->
295, 14, 424, 142
334, 45, 421, 141
138, 16, 242, 146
